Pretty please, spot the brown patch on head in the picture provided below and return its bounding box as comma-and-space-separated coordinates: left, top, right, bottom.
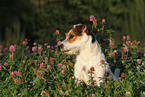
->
66, 24, 88, 43
66, 29, 83, 43
73, 24, 88, 35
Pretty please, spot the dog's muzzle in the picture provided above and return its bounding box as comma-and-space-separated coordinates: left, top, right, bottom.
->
58, 44, 77, 53
58, 44, 64, 51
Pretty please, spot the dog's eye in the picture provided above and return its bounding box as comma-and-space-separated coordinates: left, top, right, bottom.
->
69, 34, 74, 39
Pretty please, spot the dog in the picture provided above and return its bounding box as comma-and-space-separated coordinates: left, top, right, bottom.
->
60, 24, 120, 86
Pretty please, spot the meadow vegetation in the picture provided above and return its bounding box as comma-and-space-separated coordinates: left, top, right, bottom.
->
0, 16, 145, 97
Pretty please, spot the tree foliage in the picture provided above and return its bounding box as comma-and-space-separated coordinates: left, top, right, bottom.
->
0, 0, 144, 46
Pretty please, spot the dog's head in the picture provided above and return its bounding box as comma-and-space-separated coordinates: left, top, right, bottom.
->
59, 24, 95, 55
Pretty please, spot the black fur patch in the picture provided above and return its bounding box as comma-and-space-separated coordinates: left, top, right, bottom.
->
87, 29, 96, 43
72, 28, 82, 36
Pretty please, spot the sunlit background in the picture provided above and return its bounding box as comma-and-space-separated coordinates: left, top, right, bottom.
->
0, 0, 144, 47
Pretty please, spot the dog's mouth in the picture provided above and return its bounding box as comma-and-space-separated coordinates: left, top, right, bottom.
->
63, 47, 77, 52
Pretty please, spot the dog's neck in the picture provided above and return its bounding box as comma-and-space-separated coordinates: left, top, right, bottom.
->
77, 36, 102, 60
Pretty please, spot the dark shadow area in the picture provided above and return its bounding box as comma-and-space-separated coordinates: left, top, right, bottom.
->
0, 0, 144, 47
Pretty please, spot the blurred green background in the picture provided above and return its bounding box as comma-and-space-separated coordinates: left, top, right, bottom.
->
0, 0, 144, 46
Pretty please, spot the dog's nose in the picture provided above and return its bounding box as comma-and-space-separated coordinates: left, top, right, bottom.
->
58, 44, 63, 51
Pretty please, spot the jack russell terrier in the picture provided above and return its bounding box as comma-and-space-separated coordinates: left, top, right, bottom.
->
59, 24, 120, 86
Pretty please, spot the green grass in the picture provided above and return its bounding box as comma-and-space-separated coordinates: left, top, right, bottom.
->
0, 18, 145, 97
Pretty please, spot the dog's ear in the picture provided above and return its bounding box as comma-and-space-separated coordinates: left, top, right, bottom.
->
81, 24, 87, 32
75, 24, 87, 33
81, 24, 90, 35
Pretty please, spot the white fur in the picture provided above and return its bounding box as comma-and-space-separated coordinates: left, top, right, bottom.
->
61, 25, 120, 86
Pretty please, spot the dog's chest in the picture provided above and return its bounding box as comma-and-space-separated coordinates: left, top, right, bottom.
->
75, 55, 99, 71
74, 52, 106, 73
